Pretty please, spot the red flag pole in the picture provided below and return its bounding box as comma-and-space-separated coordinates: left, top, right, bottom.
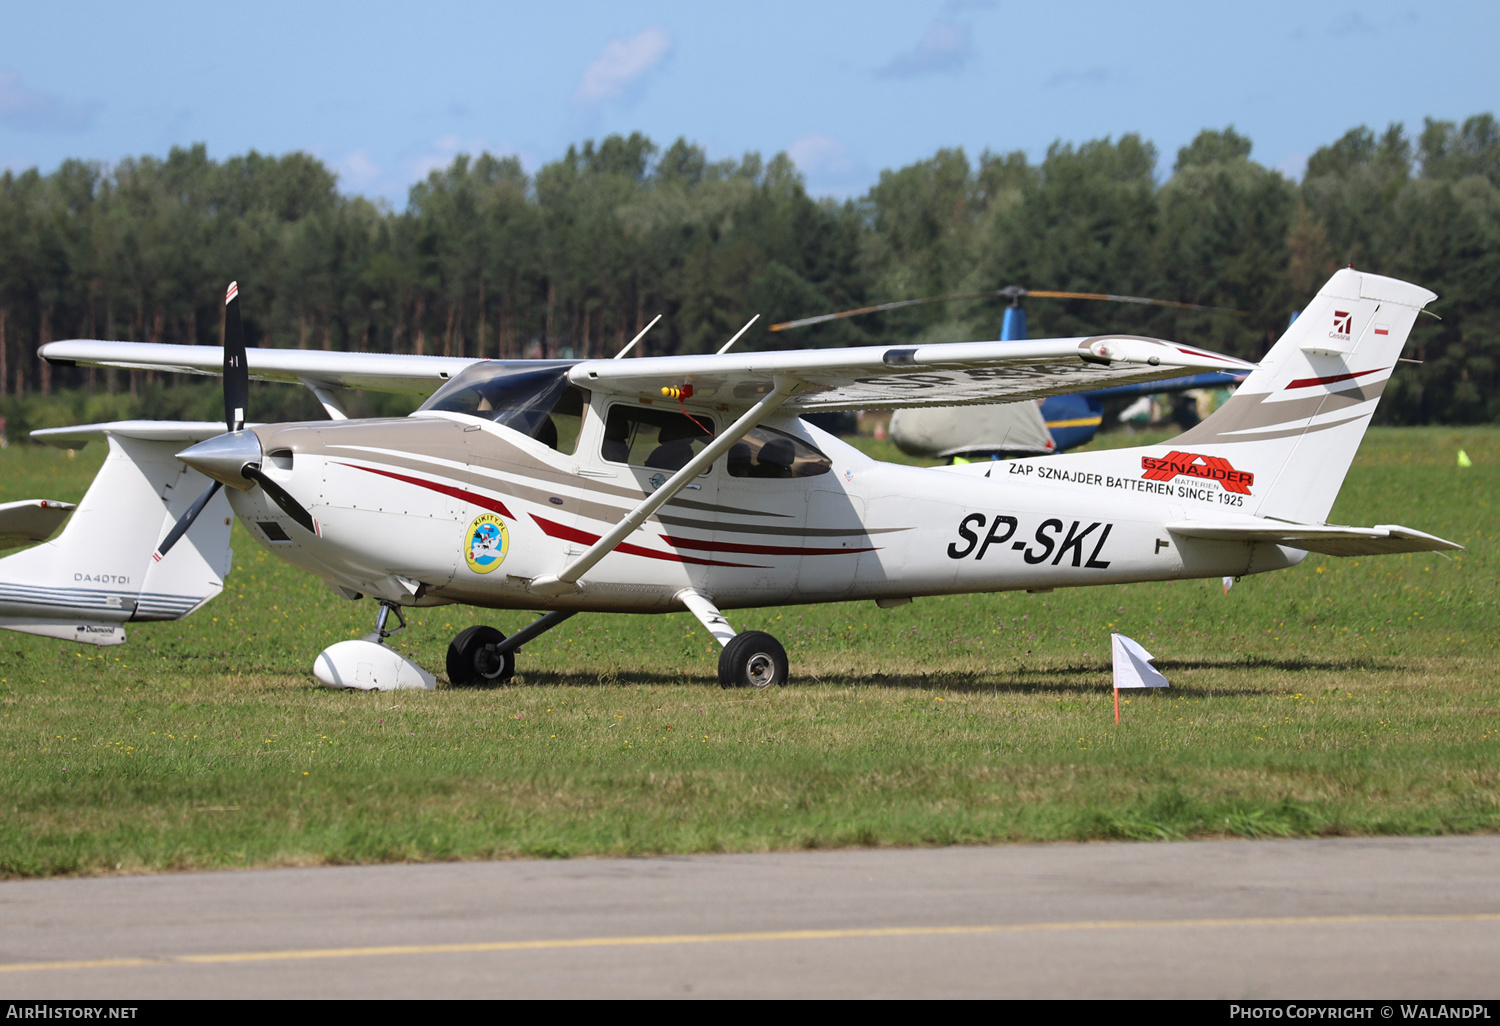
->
1114, 687, 1120, 725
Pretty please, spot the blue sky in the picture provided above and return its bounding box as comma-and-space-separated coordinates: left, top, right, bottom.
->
2, 1, 1496, 205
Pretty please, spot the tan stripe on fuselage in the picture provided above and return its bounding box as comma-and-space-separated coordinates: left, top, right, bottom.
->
1172, 377, 1388, 446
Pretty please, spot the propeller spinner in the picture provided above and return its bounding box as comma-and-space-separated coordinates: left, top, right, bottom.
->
153, 282, 314, 561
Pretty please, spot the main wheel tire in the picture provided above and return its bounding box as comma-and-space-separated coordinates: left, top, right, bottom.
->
446, 625, 515, 686
718, 631, 789, 689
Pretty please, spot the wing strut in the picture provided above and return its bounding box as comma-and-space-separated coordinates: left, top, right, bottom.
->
529, 375, 802, 596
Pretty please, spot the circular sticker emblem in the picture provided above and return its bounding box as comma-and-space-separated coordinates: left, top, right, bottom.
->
464, 514, 509, 574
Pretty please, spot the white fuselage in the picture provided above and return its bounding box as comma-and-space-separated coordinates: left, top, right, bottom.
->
226, 397, 1299, 616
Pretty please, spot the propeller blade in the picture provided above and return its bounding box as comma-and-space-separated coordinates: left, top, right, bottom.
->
243, 464, 316, 534
153, 480, 223, 561
224, 281, 248, 432
769, 287, 1245, 331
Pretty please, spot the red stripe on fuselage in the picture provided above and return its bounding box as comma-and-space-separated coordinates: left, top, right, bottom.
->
1285, 367, 1387, 390
530, 515, 767, 569
337, 462, 514, 519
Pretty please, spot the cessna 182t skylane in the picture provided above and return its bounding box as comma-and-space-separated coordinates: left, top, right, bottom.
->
39, 268, 1459, 690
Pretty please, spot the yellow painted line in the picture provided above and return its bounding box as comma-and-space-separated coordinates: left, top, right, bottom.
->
4, 913, 1499, 974
1045, 416, 1104, 428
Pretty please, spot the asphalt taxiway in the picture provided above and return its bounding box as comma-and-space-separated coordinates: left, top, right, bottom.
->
3, 836, 1498, 999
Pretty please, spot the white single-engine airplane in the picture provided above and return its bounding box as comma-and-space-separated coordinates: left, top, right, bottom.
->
40, 269, 1459, 689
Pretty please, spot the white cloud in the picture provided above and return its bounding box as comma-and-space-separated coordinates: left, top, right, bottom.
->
573, 28, 672, 103
878, 13, 979, 79
408, 134, 484, 182
336, 149, 381, 190
0, 69, 97, 132
1276, 152, 1309, 182
786, 134, 870, 199
788, 134, 853, 177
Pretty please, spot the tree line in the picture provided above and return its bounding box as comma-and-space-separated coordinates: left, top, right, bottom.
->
1, 114, 1496, 434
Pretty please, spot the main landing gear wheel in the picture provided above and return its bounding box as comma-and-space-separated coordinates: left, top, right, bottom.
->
447, 625, 515, 686
718, 631, 789, 689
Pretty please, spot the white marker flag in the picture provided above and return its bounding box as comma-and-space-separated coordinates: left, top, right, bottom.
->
1111, 633, 1170, 689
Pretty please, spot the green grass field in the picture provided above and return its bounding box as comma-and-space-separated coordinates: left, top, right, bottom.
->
0, 427, 1495, 876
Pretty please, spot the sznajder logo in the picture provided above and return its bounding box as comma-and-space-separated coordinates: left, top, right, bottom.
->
1141, 451, 1255, 494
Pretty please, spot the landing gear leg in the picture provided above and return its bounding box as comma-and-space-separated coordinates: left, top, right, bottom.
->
374, 600, 406, 639
678, 589, 790, 689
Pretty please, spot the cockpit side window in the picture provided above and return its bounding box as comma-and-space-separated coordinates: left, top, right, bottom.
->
727, 425, 832, 479
540, 386, 587, 455
602, 405, 716, 472
418, 362, 588, 455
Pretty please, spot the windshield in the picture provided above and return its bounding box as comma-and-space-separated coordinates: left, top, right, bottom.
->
418, 361, 588, 453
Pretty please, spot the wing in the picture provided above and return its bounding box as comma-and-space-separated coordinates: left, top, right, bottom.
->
571, 335, 1256, 412
42, 333, 1255, 411
1166, 520, 1462, 557
40, 341, 481, 396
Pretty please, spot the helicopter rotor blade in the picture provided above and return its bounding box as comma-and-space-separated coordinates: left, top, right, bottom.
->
768, 291, 998, 332
769, 286, 1245, 332
1023, 289, 1244, 314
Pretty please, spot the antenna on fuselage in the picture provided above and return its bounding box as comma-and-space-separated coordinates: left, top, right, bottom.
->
612, 314, 663, 359
716, 314, 761, 355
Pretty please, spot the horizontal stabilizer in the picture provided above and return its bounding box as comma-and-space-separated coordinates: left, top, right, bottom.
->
1165, 519, 1463, 557
0, 500, 76, 550
32, 420, 247, 448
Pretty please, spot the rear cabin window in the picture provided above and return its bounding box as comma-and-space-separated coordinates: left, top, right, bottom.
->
418, 362, 588, 455
727, 425, 833, 479
602, 405, 716, 472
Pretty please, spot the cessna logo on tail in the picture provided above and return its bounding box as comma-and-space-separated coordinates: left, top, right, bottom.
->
1331, 310, 1353, 339
1141, 451, 1255, 494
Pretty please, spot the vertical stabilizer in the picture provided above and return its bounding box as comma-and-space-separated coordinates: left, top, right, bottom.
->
1166, 269, 1436, 523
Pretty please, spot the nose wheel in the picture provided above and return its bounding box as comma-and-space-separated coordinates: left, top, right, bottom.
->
447, 625, 515, 686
